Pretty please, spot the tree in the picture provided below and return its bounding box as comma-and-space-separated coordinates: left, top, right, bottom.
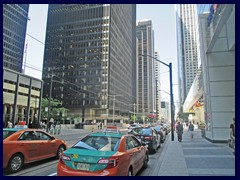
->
177, 106, 195, 122
41, 98, 69, 121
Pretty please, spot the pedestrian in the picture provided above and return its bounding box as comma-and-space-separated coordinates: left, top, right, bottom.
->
100, 122, 103, 129
22, 120, 26, 125
40, 121, 43, 129
17, 119, 23, 125
42, 121, 46, 130
54, 120, 57, 129
176, 121, 183, 142
188, 121, 194, 140
29, 119, 33, 128
7, 120, 13, 128
229, 117, 235, 152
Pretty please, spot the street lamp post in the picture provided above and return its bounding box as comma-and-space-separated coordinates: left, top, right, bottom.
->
108, 94, 122, 125
113, 95, 115, 125
133, 103, 136, 123
47, 72, 53, 133
140, 54, 175, 141
156, 79, 158, 120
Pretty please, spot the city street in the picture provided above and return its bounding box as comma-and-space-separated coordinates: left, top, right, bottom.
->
4, 127, 235, 176
4, 128, 168, 176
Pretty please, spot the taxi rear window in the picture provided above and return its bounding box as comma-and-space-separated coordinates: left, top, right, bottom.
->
73, 136, 121, 151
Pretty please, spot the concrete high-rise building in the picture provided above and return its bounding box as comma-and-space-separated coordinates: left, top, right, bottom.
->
136, 20, 155, 116
198, 4, 235, 142
42, 4, 136, 124
183, 4, 235, 142
161, 101, 170, 122
3, 4, 29, 73
175, 4, 199, 104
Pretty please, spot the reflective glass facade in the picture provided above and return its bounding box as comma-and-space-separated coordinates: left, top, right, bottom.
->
175, 4, 199, 104
3, 4, 29, 72
136, 20, 155, 115
42, 4, 136, 121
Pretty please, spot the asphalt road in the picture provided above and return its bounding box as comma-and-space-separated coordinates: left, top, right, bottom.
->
4, 130, 168, 176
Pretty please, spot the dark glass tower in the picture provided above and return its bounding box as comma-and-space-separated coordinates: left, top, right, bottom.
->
42, 4, 136, 122
3, 4, 29, 72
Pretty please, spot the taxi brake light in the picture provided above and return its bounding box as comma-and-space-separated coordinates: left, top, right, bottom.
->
98, 158, 119, 169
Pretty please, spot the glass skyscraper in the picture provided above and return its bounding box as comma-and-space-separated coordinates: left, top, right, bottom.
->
136, 20, 155, 116
3, 4, 29, 72
175, 4, 199, 104
42, 4, 136, 123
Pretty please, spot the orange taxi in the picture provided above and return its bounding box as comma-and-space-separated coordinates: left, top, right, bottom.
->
57, 131, 149, 176
3, 127, 67, 173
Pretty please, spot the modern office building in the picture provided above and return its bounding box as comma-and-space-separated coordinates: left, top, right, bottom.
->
3, 68, 43, 128
3, 4, 29, 73
42, 4, 136, 124
175, 4, 199, 105
183, 4, 235, 142
136, 20, 155, 116
161, 101, 170, 122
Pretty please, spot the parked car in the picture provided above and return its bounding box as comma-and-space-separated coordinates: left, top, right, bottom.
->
129, 127, 161, 153
161, 123, 171, 134
57, 132, 149, 176
3, 128, 67, 173
103, 126, 120, 134
128, 127, 144, 142
128, 123, 141, 130
153, 125, 166, 143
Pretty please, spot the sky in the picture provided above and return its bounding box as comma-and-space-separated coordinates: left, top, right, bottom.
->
23, 4, 179, 109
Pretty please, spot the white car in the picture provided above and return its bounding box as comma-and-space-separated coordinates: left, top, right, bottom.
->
128, 123, 141, 130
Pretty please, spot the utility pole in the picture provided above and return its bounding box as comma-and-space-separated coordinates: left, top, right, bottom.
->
113, 95, 115, 125
133, 103, 136, 123
140, 54, 174, 141
156, 79, 158, 120
47, 72, 53, 133
22, 40, 28, 74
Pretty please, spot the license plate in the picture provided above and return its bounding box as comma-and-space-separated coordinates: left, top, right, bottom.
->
76, 163, 90, 171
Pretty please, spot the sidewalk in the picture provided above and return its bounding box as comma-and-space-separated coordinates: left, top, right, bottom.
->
156, 129, 235, 176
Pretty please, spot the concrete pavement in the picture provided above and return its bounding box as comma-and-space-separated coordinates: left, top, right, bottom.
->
157, 128, 235, 176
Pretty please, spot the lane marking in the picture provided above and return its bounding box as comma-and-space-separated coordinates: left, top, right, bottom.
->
48, 172, 57, 176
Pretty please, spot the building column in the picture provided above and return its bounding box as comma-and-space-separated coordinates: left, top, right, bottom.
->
9, 106, 13, 124
3, 105, 7, 127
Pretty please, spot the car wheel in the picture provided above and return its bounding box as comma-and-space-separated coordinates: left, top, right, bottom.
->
57, 145, 65, 158
128, 168, 133, 176
142, 154, 148, 169
7, 153, 23, 173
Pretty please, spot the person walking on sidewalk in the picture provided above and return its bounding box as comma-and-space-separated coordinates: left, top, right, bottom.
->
176, 121, 183, 142
229, 117, 235, 153
188, 121, 194, 140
